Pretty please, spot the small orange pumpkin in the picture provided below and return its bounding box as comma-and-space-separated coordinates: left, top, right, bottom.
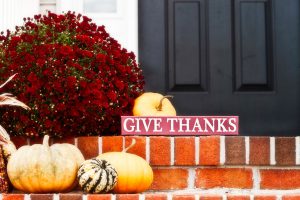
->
133, 92, 176, 116
97, 139, 153, 193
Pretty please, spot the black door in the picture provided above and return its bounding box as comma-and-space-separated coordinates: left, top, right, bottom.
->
138, 0, 300, 136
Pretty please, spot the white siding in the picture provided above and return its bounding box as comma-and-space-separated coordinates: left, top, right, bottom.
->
0, 0, 138, 56
40, 0, 56, 14
0, 0, 40, 32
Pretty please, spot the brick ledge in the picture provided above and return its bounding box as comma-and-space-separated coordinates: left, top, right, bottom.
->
3, 192, 300, 200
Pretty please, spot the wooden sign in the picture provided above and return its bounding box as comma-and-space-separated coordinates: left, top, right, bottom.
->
121, 116, 239, 135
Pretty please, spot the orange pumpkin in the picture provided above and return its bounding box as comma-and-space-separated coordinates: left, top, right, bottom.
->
133, 92, 176, 116
97, 139, 153, 193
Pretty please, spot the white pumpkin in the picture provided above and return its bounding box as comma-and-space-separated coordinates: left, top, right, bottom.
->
7, 135, 84, 193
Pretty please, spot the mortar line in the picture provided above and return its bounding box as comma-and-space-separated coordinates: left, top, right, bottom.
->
74, 137, 78, 147
139, 194, 145, 200
270, 137, 276, 165
253, 167, 261, 190
245, 136, 250, 165
195, 136, 200, 165
171, 137, 175, 165
296, 136, 300, 165
53, 194, 59, 200
24, 194, 30, 200
98, 137, 102, 155
220, 136, 226, 165
82, 194, 87, 200
146, 136, 150, 163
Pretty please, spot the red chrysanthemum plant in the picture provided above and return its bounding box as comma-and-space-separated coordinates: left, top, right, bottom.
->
0, 74, 30, 160
0, 11, 144, 137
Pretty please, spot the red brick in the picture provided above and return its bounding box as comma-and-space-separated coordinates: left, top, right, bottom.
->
145, 194, 167, 200
2, 194, 24, 200
150, 168, 189, 190
88, 194, 112, 200
225, 136, 245, 165
199, 136, 220, 165
254, 196, 277, 200
282, 195, 300, 200
199, 196, 222, 200
29, 137, 43, 145
173, 195, 195, 200
116, 194, 139, 200
30, 194, 53, 200
227, 196, 250, 200
102, 136, 123, 153
59, 194, 82, 200
175, 137, 195, 165
125, 136, 146, 159
77, 136, 99, 159
150, 137, 171, 166
260, 169, 300, 189
275, 137, 296, 165
250, 137, 270, 165
10, 136, 28, 149
51, 137, 75, 145
195, 168, 253, 189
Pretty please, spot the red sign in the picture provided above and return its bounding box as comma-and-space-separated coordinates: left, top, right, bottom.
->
121, 116, 239, 135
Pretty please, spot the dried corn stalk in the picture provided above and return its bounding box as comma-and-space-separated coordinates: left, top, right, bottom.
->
0, 145, 9, 193
0, 74, 30, 193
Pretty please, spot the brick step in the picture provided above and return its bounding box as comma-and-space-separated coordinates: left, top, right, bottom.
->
7, 136, 300, 197
2, 193, 300, 200
11, 136, 300, 166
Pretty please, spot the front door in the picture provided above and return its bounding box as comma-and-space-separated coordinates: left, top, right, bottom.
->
139, 0, 300, 136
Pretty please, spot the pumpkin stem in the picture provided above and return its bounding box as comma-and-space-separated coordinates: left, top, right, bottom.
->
156, 95, 174, 111
123, 139, 136, 152
43, 135, 50, 147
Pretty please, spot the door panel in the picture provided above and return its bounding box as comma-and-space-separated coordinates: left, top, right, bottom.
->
234, 0, 274, 91
168, 0, 208, 91
139, 0, 300, 135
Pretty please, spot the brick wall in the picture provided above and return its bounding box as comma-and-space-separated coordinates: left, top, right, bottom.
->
6, 136, 300, 200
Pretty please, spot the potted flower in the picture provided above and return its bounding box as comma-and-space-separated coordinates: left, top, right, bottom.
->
0, 11, 144, 138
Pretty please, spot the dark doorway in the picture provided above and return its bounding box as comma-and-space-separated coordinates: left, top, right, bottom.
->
138, 0, 300, 136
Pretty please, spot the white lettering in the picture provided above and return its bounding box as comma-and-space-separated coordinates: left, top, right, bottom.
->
153, 118, 163, 132
228, 118, 237, 132
123, 118, 135, 132
192, 118, 203, 132
217, 118, 227, 132
179, 118, 191, 132
204, 118, 215, 132
167, 118, 178, 132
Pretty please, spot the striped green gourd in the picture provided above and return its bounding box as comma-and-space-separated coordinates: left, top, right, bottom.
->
77, 158, 118, 193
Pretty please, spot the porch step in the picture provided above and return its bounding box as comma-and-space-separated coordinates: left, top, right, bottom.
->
7, 135, 300, 197
2, 193, 300, 200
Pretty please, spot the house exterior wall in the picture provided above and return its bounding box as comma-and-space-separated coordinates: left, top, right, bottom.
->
0, 0, 39, 32
40, 0, 56, 14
